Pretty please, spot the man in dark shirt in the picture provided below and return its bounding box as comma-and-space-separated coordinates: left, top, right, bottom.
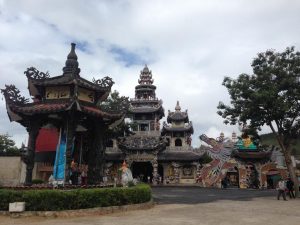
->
286, 177, 295, 199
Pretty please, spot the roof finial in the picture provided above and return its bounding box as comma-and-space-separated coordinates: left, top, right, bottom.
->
63, 43, 80, 75
175, 100, 181, 111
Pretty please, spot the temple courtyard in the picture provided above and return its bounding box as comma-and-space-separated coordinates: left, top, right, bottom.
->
1, 187, 300, 225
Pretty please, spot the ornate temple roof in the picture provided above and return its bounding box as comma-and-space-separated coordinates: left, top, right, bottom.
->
162, 121, 194, 134
232, 149, 273, 161
1, 43, 122, 127
138, 65, 154, 85
167, 101, 189, 123
118, 135, 166, 151
26, 43, 113, 98
128, 65, 165, 118
162, 101, 193, 135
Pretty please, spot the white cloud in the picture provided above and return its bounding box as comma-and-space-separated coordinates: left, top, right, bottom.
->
0, 0, 299, 147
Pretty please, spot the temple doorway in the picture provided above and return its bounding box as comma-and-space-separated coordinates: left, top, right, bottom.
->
266, 170, 281, 189
226, 167, 239, 187
131, 162, 153, 183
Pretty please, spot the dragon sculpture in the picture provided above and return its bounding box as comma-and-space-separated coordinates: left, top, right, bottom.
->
197, 134, 237, 187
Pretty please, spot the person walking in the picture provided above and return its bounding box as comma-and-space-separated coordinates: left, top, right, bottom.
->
286, 177, 295, 199
277, 178, 287, 201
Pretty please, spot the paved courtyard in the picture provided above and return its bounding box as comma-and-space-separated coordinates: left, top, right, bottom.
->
1, 187, 300, 225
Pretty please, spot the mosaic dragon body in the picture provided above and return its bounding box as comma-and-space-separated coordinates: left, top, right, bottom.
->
198, 134, 237, 187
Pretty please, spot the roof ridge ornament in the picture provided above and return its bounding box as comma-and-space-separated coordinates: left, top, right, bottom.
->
63, 43, 80, 76
24, 67, 50, 79
92, 76, 114, 88
175, 100, 181, 112
138, 65, 154, 84
1, 85, 29, 105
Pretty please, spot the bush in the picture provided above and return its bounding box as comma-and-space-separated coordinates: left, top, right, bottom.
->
31, 179, 44, 184
0, 184, 151, 211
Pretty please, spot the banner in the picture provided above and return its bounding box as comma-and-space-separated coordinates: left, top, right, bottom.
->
53, 128, 67, 181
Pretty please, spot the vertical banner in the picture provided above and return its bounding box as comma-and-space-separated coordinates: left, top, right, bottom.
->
53, 128, 67, 182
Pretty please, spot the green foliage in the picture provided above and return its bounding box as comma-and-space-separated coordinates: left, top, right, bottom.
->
0, 133, 20, 156
100, 90, 129, 113
260, 133, 300, 157
218, 46, 300, 145
217, 46, 300, 194
0, 184, 151, 211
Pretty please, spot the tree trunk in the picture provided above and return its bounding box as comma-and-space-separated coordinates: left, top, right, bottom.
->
270, 124, 299, 197
283, 149, 299, 197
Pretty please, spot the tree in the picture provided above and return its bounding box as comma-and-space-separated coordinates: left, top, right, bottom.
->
100, 90, 129, 114
100, 90, 132, 139
217, 46, 300, 196
0, 133, 19, 156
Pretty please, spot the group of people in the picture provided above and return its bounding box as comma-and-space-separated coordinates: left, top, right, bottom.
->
69, 160, 88, 185
277, 177, 295, 200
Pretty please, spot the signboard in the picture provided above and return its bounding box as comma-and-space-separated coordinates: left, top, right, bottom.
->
78, 87, 95, 103
46, 86, 70, 99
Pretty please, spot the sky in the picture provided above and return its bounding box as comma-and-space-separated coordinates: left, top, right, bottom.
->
0, 0, 300, 147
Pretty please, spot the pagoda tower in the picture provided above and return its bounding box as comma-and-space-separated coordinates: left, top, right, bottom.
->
1, 43, 122, 185
162, 101, 194, 149
127, 65, 164, 133
117, 65, 166, 184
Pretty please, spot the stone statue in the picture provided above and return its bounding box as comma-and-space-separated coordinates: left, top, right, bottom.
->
121, 161, 133, 186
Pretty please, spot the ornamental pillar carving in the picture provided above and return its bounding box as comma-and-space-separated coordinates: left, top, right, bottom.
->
151, 157, 158, 185
87, 122, 106, 184
64, 115, 77, 183
172, 162, 180, 184
23, 121, 41, 186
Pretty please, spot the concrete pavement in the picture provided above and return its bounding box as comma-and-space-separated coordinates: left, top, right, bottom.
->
1, 187, 299, 225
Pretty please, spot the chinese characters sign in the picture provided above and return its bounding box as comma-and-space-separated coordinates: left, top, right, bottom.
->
46, 86, 70, 99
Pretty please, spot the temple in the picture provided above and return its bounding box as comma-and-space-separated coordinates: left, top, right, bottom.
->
105, 66, 202, 184
1, 43, 123, 185
1, 46, 288, 188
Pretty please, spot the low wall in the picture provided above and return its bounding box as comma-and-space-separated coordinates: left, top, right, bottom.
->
0, 156, 25, 186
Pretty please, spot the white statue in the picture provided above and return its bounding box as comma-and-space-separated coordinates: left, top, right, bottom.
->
121, 161, 133, 186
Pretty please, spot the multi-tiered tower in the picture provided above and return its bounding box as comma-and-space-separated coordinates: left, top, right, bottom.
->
117, 66, 166, 183
127, 65, 164, 132
162, 101, 194, 149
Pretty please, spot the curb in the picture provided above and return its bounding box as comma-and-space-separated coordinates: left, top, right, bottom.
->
0, 200, 154, 218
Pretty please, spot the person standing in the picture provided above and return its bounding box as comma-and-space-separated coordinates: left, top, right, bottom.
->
277, 178, 287, 201
286, 177, 295, 199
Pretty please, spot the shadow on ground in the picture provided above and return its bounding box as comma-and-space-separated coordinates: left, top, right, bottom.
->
152, 186, 277, 204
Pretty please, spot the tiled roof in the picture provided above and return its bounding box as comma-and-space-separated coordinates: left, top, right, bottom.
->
162, 123, 194, 134
167, 112, 189, 123
232, 150, 272, 160
11, 102, 70, 115
82, 106, 122, 119
28, 75, 111, 92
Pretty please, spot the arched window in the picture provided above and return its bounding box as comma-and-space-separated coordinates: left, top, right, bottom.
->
175, 138, 182, 147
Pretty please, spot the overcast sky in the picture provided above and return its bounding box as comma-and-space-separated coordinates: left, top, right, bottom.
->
0, 0, 299, 147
